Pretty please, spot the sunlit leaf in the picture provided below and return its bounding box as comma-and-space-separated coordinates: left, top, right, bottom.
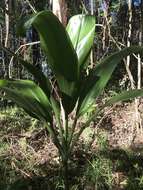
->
18, 11, 79, 96
0, 80, 52, 122
77, 46, 143, 117
103, 89, 143, 108
67, 14, 95, 69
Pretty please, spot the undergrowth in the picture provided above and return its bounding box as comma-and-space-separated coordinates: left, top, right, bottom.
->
1, 108, 143, 189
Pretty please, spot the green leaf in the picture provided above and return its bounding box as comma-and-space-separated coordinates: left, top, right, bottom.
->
18, 10, 80, 114
0, 80, 52, 122
3, 89, 40, 120
21, 11, 78, 91
19, 58, 51, 98
67, 14, 95, 69
10, 80, 51, 111
16, 15, 33, 37
103, 89, 143, 108
77, 46, 143, 117
21, 10, 81, 115
76, 89, 143, 139
0, 47, 51, 98
50, 97, 60, 122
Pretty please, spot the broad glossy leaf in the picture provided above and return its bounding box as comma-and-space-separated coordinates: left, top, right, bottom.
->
0, 80, 52, 122
50, 97, 60, 122
19, 10, 80, 114
77, 46, 143, 117
103, 89, 143, 108
16, 15, 33, 37
21, 11, 78, 91
9, 80, 51, 111
2, 88, 40, 120
19, 59, 51, 97
67, 14, 95, 69
0, 47, 51, 98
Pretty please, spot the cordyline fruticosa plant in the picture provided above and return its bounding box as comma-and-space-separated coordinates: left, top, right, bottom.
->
1, 11, 143, 189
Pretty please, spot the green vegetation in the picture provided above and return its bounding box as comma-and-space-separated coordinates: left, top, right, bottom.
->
1, 10, 143, 189
1, 111, 143, 190
85, 133, 113, 190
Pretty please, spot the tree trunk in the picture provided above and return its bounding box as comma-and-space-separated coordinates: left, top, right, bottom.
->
52, 0, 67, 26
4, 0, 10, 78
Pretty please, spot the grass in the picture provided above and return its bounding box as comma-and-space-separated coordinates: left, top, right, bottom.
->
1, 107, 143, 189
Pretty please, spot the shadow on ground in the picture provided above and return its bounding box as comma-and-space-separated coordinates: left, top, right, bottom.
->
1, 147, 143, 190
100, 147, 143, 190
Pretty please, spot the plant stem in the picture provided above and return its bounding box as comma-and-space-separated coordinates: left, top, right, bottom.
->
62, 156, 69, 190
45, 122, 64, 158
63, 118, 70, 190
70, 108, 101, 152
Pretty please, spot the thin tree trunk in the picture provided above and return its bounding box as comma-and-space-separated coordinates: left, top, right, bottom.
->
135, 28, 142, 134
136, 2, 143, 134
126, 0, 137, 139
90, 0, 94, 15
127, 0, 132, 68
90, 0, 94, 68
102, 0, 109, 52
4, 0, 9, 78
4, 0, 9, 48
52, 0, 67, 26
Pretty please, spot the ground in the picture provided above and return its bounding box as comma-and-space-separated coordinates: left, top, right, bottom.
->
1, 103, 143, 189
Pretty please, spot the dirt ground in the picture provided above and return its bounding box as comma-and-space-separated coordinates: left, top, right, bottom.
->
1, 103, 143, 189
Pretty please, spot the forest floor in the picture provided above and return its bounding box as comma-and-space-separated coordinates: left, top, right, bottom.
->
0, 103, 143, 190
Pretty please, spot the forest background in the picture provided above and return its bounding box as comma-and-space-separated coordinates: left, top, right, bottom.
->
1, 0, 143, 190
